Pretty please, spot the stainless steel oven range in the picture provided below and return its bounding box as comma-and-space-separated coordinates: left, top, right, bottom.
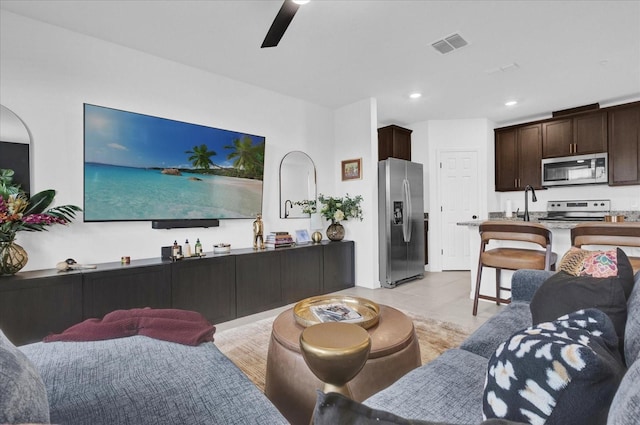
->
537, 199, 611, 222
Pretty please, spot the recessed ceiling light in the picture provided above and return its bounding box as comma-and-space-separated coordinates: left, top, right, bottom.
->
292, 0, 310, 4
505, 100, 518, 106
409, 93, 422, 99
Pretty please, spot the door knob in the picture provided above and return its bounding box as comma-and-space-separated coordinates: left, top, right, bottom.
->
472, 215, 478, 219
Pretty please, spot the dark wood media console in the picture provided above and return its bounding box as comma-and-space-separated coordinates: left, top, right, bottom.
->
0, 241, 354, 346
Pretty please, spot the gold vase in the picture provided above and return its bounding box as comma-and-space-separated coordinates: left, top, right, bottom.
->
0, 240, 29, 275
326, 222, 345, 241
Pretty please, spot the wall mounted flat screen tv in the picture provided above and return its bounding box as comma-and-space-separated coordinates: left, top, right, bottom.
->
84, 104, 265, 222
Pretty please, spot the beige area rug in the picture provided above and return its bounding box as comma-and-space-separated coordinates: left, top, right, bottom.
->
214, 311, 471, 393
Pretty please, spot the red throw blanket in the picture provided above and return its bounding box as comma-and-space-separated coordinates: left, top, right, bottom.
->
44, 308, 216, 346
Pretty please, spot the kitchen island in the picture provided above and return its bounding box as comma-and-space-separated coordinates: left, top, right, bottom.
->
457, 214, 640, 309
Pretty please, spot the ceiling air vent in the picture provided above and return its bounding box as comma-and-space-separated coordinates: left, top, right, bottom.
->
432, 33, 468, 54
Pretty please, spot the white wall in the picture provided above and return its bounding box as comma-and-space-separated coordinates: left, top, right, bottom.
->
333, 98, 379, 288
0, 11, 337, 271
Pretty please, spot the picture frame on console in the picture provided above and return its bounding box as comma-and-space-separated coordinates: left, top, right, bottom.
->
295, 229, 311, 245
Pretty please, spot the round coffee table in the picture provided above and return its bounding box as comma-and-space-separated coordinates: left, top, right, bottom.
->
265, 304, 421, 425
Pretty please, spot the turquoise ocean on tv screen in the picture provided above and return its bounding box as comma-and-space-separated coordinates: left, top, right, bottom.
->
84, 163, 263, 221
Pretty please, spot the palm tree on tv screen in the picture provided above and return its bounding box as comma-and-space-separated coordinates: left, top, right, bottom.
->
185, 144, 217, 171
225, 136, 265, 180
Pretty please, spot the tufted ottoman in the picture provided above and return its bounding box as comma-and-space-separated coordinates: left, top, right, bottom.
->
265, 305, 421, 425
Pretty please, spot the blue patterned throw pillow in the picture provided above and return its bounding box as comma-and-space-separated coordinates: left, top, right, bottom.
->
483, 309, 625, 425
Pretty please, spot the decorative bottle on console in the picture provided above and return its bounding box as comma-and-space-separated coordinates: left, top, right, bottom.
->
184, 239, 192, 257
195, 238, 203, 256
172, 240, 180, 258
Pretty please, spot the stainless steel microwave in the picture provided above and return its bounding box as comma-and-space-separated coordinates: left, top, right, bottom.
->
541, 153, 608, 187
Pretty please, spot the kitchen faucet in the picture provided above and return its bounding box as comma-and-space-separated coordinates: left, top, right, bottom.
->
284, 200, 293, 218
523, 185, 537, 221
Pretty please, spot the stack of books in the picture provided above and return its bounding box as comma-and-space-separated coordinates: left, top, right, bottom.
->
265, 232, 294, 249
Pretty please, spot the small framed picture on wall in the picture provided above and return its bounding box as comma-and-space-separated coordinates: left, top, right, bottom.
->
341, 158, 362, 181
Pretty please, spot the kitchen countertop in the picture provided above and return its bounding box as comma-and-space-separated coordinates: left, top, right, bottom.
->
457, 219, 591, 229
457, 210, 640, 228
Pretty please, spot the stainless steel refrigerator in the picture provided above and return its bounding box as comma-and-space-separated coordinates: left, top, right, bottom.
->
378, 158, 425, 288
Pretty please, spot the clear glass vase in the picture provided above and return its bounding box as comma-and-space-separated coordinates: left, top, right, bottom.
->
0, 240, 29, 275
326, 222, 345, 241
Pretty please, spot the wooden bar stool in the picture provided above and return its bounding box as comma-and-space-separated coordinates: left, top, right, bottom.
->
473, 221, 557, 316
571, 222, 640, 273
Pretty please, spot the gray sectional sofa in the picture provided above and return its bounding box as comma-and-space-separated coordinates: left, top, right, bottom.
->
361, 269, 640, 425
1, 331, 287, 424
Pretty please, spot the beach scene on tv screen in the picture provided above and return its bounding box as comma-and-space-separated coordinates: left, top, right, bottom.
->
84, 104, 265, 221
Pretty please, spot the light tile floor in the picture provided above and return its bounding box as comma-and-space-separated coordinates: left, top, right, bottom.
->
216, 271, 504, 332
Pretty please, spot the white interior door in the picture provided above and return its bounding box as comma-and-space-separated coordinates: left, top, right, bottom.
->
440, 150, 479, 270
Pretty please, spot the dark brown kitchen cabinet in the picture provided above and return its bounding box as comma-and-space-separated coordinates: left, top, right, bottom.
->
542, 112, 607, 158
608, 102, 640, 186
573, 111, 607, 154
495, 124, 542, 191
495, 128, 518, 191
542, 119, 572, 157
378, 125, 412, 161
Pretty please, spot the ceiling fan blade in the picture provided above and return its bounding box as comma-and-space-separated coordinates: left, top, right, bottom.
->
261, 1, 300, 48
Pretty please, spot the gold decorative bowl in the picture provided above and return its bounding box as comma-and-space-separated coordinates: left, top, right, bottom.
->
293, 295, 380, 329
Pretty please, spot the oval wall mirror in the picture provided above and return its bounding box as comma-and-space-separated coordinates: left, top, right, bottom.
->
279, 151, 317, 219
